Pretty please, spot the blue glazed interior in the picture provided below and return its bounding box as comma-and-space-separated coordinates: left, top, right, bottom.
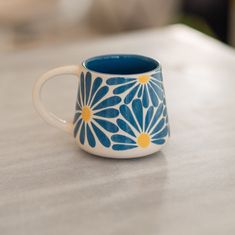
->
83, 54, 159, 75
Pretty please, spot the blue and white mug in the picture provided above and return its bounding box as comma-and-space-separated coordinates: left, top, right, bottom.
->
33, 54, 170, 158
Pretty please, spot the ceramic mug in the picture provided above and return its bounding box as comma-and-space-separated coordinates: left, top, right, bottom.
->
33, 54, 170, 158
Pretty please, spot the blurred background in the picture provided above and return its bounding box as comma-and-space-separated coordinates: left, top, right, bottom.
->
0, 0, 234, 52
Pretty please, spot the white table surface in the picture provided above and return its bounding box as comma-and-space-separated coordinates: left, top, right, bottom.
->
1, 24, 235, 235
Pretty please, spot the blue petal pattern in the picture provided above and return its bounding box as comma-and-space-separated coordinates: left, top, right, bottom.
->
73, 72, 120, 148
132, 99, 143, 129
116, 119, 136, 137
88, 77, 102, 105
106, 70, 164, 107
137, 86, 143, 98
147, 103, 163, 132
111, 135, 136, 144
94, 118, 119, 133
150, 118, 165, 135
73, 111, 81, 124
91, 123, 111, 147
80, 123, 85, 144
113, 82, 136, 94
142, 85, 149, 108
112, 144, 137, 150
112, 98, 169, 150
124, 84, 139, 104
87, 124, 96, 147
152, 126, 168, 140
151, 79, 163, 89
144, 106, 154, 132
151, 71, 162, 81
80, 72, 85, 105
120, 105, 140, 132
152, 139, 165, 145
163, 97, 170, 136
91, 86, 108, 107
73, 118, 82, 138
74, 71, 169, 151
94, 108, 119, 118
149, 81, 163, 100
85, 72, 92, 104
148, 85, 159, 107
93, 96, 121, 110
77, 89, 82, 108
106, 77, 135, 85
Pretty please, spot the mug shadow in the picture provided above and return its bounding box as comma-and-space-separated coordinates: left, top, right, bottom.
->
73, 147, 168, 232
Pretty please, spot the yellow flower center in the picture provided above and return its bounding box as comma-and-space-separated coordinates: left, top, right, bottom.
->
81, 106, 91, 122
138, 75, 150, 84
137, 133, 151, 148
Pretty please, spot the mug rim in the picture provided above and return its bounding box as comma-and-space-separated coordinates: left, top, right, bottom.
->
82, 54, 161, 76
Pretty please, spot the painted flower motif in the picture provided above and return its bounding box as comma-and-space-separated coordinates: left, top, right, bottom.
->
111, 99, 169, 150
73, 72, 121, 148
106, 69, 164, 108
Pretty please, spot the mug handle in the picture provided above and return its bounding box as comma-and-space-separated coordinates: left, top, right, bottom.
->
32, 65, 79, 134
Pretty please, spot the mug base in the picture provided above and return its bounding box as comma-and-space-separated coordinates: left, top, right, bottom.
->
77, 139, 168, 159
